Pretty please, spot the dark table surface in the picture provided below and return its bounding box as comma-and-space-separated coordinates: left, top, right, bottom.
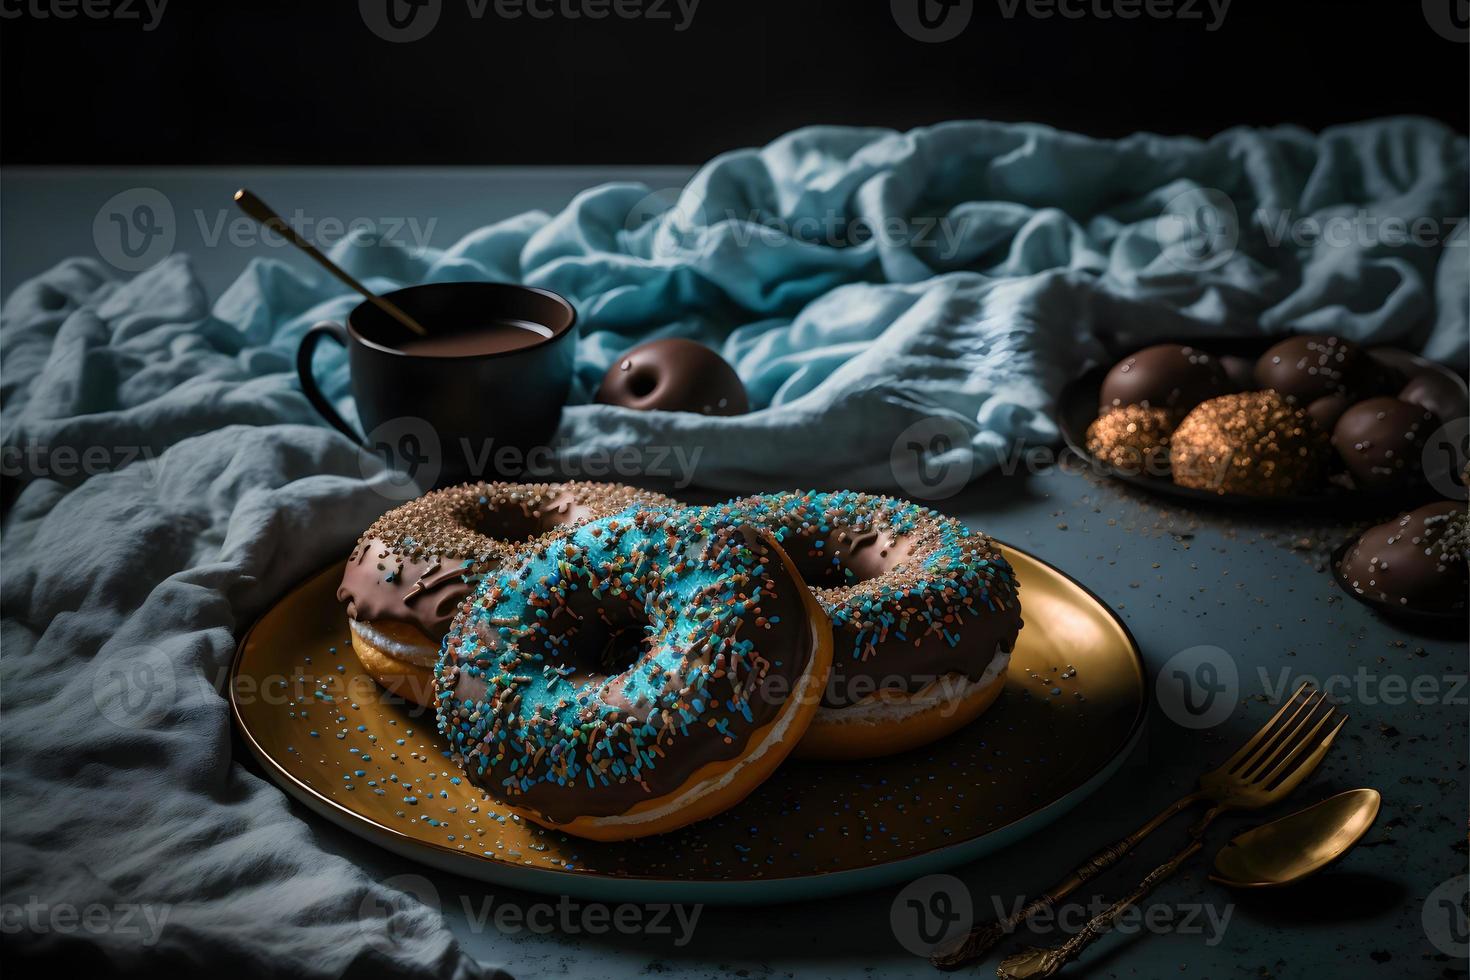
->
3, 167, 1465, 979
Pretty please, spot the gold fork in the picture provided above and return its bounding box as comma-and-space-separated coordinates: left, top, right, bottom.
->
931, 682, 1346, 971
995, 690, 1349, 979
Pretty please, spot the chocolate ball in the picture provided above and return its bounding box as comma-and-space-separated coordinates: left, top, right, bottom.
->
1330, 397, 1439, 490
1218, 354, 1257, 391
1169, 391, 1329, 497
1099, 345, 1231, 416
1398, 370, 1468, 425
1085, 405, 1173, 475
1306, 394, 1353, 433
1337, 501, 1468, 614
595, 339, 749, 416
1254, 335, 1383, 405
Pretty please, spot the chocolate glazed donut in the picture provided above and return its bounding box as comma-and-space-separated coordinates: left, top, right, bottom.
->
337, 481, 673, 707
707, 491, 1023, 759
437, 507, 833, 840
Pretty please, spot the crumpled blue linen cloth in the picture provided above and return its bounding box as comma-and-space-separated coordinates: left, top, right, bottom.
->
1, 118, 1465, 978
280, 118, 1462, 488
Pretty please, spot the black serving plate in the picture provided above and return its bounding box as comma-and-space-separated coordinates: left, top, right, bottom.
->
1330, 536, 1469, 632
1057, 340, 1466, 513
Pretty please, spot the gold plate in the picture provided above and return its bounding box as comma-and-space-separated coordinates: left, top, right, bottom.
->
230, 544, 1145, 903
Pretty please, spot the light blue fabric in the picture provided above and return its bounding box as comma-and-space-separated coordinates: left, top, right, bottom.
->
1, 118, 1466, 978
302, 119, 1464, 489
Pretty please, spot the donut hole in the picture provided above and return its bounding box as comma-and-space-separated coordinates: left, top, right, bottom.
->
467, 495, 594, 542
557, 624, 645, 684
626, 366, 659, 399
546, 592, 648, 685
471, 508, 549, 542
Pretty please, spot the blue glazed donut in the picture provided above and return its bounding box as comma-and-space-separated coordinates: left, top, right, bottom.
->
435, 506, 833, 840
704, 490, 1022, 758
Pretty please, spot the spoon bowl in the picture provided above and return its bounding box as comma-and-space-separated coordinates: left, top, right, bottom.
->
1210, 789, 1381, 889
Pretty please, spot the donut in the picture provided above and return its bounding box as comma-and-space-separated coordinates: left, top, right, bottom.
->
435, 507, 833, 840
1170, 391, 1330, 496
337, 482, 672, 707
705, 491, 1022, 759
594, 338, 749, 416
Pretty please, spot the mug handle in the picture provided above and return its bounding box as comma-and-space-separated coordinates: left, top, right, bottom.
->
296, 321, 364, 446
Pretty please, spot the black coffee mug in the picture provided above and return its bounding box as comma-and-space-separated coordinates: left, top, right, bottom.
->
296, 282, 578, 487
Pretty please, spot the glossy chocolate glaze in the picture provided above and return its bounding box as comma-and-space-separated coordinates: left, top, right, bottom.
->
711, 491, 1022, 709
1218, 354, 1257, 391
780, 525, 1020, 707
1255, 335, 1388, 405
594, 338, 749, 416
1099, 344, 1232, 416
1330, 397, 1439, 490
1306, 394, 1354, 433
337, 482, 673, 644
339, 543, 484, 642
1338, 500, 1468, 613
1399, 370, 1468, 426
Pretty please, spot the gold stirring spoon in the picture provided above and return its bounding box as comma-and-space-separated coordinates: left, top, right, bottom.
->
996, 789, 1381, 978
232, 188, 429, 338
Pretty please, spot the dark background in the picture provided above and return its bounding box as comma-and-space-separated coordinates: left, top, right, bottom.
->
1, 0, 1465, 165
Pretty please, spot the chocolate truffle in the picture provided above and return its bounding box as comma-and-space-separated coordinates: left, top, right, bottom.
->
1099, 344, 1231, 416
1330, 397, 1439, 491
595, 338, 749, 416
1254, 334, 1383, 405
1398, 370, 1468, 425
1085, 405, 1173, 475
1218, 354, 1257, 391
1337, 501, 1468, 613
1306, 394, 1354, 433
1169, 391, 1329, 497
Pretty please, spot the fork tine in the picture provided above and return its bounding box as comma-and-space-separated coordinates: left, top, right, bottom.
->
1233, 688, 1326, 776
1248, 701, 1336, 783
1221, 682, 1314, 771
1260, 714, 1348, 792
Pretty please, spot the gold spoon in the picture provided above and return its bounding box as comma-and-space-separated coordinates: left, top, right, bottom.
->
1211, 788, 1381, 888
998, 789, 1383, 979
232, 188, 428, 338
